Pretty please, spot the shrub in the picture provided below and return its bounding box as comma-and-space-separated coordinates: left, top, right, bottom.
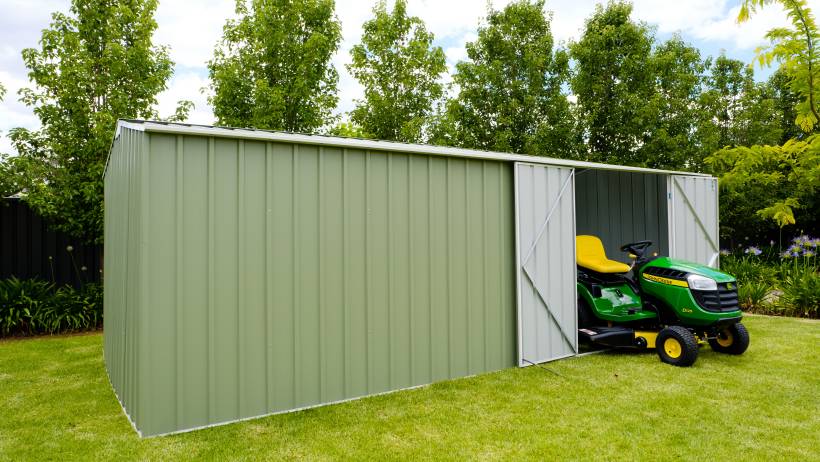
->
0, 278, 102, 337
737, 280, 772, 311
721, 254, 778, 283
0, 278, 54, 335
777, 265, 820, 318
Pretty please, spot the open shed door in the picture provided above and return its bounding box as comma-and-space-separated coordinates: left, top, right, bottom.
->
514, 163, 577, 367
667, 175, 719, 267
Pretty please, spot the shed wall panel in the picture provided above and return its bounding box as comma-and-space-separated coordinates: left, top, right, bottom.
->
575, 170, 669, 260
111, 133, 517, 436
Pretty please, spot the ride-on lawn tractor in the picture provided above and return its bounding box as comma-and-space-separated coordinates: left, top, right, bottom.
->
575, 235, 749, 367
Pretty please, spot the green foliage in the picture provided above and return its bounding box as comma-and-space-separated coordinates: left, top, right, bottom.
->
721, 254, 779, 283
707, 135, 820, 241
0, 81, 5, 101
778, 265, 820, 317
696, 55, 782, 159
570, 1, 655, 165
737, 281, 772, 310
739, 0, 820, 132
0, 278, 52, 336
347, 0, 446, 143
769, 69, 808, 142
0, 278, 103, 337
640, 36, 706, 169
9, 0, 187, 244
720, 240, 818, 318
328, 121, 368, 138
435, 0, 578, 156
208, 0, 341, 132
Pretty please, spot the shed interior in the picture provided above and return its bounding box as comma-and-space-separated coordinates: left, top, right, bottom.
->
574, 169, 669, 263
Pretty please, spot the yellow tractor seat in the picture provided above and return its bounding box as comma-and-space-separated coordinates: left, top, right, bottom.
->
576, 235, 631, 274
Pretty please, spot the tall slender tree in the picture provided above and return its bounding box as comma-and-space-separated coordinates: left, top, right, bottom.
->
570, 1, 655, 166
696, 55, 781, 156
347, 0, 446, 143
208, 0, 342, 132
640, 36, 705, 169
10, 0, 188, 243
436, 0, 577, 156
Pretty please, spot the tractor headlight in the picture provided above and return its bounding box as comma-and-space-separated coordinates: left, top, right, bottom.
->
687, 274, 717, 291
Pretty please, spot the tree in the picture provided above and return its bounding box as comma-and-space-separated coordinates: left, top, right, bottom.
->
10, 0, 188, 243
696, 55, 781, 156
570, 1, 656, 166
707, 138, 819, 243
347, 0, 446, 143
435, 0, 578, 156
640, 36, 705, 169
208, 0, 341, 132
740, 0, 820, 131
769, 68, 809, 143
704, 0, 820, 239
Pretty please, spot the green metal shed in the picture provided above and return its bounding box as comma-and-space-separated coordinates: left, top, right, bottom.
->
104, 120, 717, 436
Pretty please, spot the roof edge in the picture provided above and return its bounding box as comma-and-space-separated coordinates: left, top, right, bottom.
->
111, 119, 713, 178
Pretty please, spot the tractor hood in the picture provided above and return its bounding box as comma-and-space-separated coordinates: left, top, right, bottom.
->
645, 257, 735, 283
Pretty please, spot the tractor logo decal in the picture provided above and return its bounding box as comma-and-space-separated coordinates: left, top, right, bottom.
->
726, 282, 734, 290
642, 273, 689, 288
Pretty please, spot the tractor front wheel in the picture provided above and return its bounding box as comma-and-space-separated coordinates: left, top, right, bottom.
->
656, 326, 699, 367
708, 322, 750, 355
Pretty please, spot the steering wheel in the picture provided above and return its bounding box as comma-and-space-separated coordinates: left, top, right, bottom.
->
620, 240, 653, 259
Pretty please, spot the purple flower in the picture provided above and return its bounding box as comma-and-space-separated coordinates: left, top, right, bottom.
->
744, 246, 762, 256
720, 249, 731, 256
780, 250, 793, 258
788, 244, 803, 254
804, 249, 816, 258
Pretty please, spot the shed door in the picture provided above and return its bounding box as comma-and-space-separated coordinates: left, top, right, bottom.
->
667, 175, 719, 267
514, 163, 577, 366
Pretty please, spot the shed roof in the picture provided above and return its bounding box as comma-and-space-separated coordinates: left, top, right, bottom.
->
112, 119, 711, 178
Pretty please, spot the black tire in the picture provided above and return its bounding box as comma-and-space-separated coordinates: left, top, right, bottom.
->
656, 326, 699, 367
708, 322, 750, 355
578, 297, 595, 328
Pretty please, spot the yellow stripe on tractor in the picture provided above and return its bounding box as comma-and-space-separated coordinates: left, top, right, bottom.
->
642, 273, 688, 288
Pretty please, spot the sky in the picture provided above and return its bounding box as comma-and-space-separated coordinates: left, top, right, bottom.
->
0, 0, 809, 154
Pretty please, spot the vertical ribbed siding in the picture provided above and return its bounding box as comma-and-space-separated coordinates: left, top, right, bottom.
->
668, 175, 719, 267
104, 127, 146, 433
575, 169, 669, 259
514, 163, 577, 366
115, 133, 516, 436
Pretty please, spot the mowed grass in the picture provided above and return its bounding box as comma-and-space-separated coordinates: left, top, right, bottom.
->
0, 315, 818, 461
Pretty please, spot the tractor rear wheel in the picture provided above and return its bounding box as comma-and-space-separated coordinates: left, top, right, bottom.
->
656, 326, 699, 367
708, 322, 750, 355
577, 297, 595, 328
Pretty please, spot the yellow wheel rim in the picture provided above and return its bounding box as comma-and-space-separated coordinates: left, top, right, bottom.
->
716, 330, 734, 347
663, 338, 683, 359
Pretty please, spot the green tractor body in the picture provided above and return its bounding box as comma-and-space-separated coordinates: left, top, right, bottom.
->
575, 235, 748, 367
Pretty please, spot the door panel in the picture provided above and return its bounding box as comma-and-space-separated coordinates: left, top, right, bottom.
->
667, 175, 719, 267
514, 163, 577, 366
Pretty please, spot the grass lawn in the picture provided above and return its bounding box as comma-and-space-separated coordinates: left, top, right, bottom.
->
1, 315, 818, 461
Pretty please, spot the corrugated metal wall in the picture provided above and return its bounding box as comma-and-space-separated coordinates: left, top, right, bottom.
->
104, 127, 147, 431
514, 164, 577, 366
668, 175, 719, 267
105, 131, 518, 436
575, 169, 669, 261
